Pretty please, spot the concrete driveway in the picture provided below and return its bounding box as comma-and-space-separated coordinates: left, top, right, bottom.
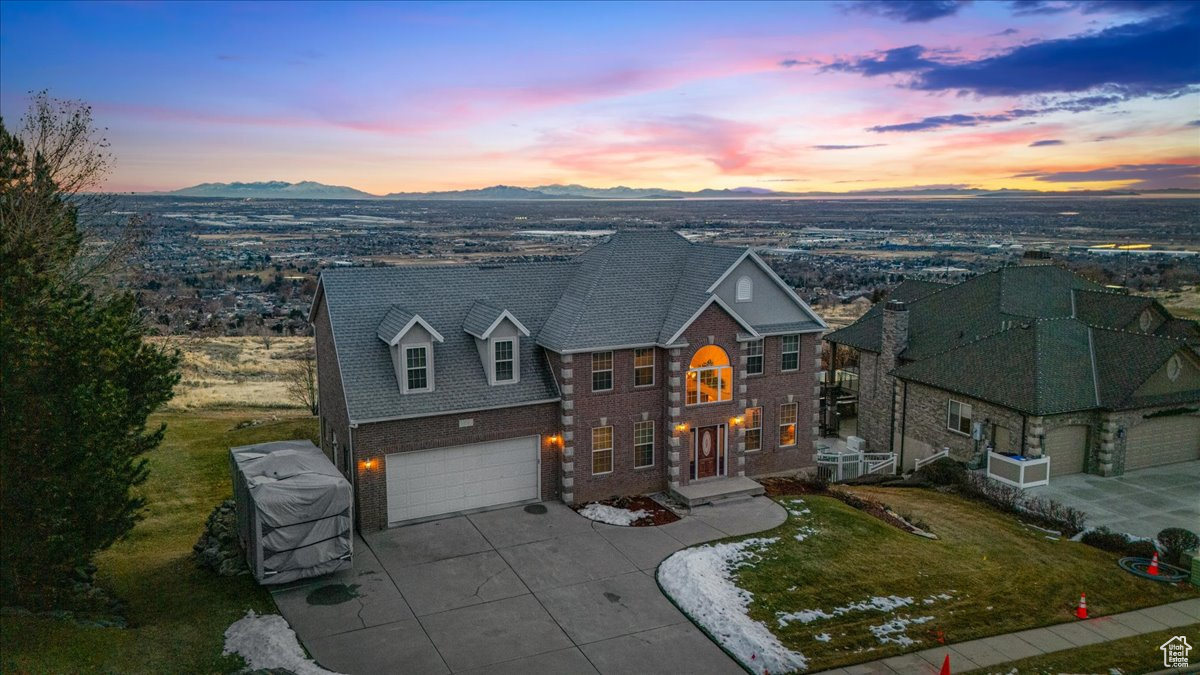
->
271, 496, 786, 674
1027, 461, 1200, 538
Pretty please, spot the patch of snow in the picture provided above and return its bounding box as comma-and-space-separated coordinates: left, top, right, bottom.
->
223, 610, 341, 675
785, 498, 811, 517
578, 503, 650, 526
794, 526, 818, 542
659, 538, 807, 674
922, 593, 953, 605
777, 595, 914, 627
814, 633, 832, 643
868, 615, 934, 646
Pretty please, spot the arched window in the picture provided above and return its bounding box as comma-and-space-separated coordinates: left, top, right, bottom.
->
736, 275, 753, 302
686, 345, 732, 405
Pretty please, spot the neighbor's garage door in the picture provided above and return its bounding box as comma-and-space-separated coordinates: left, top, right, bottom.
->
1044, 425, 1088, 477
1125, 417, 1200, 471
386, 436, 539, 524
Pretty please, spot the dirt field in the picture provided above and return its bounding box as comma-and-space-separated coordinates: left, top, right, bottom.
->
153, 336, 312, 410
1153, 285, 1200, 320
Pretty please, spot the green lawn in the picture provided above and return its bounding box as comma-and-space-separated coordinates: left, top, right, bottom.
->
966, 623, 1200, 674
735, 487, 1199, 673
0, 411, 318, 674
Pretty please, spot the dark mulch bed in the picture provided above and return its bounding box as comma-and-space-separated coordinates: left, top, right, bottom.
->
575, 495, 681, 526
761, 476, 925, 536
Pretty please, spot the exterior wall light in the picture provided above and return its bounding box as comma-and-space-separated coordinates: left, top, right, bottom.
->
675, 423, 688, 432
361, 458, 376, 471
731, 416, 744, 426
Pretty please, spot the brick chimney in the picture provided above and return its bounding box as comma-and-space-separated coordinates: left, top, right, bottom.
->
881, 300, 909, 367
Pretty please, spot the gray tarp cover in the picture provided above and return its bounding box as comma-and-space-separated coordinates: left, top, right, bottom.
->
230, 440, 353, 584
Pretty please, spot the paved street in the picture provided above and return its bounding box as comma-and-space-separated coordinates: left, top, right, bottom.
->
271, 497, 786, 674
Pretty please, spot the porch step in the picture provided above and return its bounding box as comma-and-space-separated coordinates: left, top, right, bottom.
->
669, 476, 765, 508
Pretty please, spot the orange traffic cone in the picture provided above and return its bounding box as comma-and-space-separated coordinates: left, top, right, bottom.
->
1076, 593, 1088, 619
939, 653, 951, 675
1148, 552, 1160, 576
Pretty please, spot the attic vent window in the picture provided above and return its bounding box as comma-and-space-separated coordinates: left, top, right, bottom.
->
736, 276, 753, 302
1139, 309, 1153, 332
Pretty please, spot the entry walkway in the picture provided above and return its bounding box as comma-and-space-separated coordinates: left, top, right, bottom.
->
810, 598, 1200, 674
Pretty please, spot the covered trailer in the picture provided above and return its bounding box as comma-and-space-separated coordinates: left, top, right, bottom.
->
230, 440, 353, 584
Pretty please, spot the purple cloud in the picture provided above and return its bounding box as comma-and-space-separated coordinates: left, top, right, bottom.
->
1029, 139, 1064, 146
1017, 163, 1200, 188
844, 1, 971, 23
825, 45, 942, 77
811, 143, 887, 150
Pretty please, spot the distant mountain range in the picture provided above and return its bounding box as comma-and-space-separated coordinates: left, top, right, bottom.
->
147, 180, 1193, 200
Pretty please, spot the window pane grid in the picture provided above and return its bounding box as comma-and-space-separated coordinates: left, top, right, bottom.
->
745, 406, 762, 451
779, 403, 797, 447
634, 348, 654, 387
592, 426, 614, 474
494, 340, 514, 382
781, 335, 799, 371
747, 340, 763, 375
634, 420, 654, 467
592, 351, 613, 392
406, 347, 428, 391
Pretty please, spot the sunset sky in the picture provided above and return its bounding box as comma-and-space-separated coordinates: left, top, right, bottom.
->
1, 0, 1197, 194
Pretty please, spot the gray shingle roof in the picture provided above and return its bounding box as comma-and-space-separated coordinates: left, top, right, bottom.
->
320, 230, 825, 422
894, 319, 1198, 414
824, 279, 949, 352
376, 305, 415, 343
321, 262, 577, 422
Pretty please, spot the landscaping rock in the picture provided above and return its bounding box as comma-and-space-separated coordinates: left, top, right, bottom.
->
194, 499, 250, 577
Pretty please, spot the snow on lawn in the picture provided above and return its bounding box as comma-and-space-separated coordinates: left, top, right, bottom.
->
785, 498, 811, 517
224, 610, 341, 675
578, 502, 650, 526
777, 595, 915, 627
659, 537, 808, 674
868, 615, 934, 646
814, 632, 832, 643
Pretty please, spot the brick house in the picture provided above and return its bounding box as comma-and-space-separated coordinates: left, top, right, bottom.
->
824, 254, 1200, 480
312, 231, 827, 531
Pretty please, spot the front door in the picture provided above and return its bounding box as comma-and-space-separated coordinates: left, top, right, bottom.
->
695, 425, 724, 479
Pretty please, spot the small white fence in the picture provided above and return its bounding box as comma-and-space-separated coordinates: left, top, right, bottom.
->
815, 450, 897, 483
914, 448, 950, 471
986, 451, 1051, 488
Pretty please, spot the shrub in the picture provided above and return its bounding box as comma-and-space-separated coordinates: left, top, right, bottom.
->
1080, 527, 1133, 554
1127, 540, 1160, 559
956, 472, 1087, 537
1157, 527, 1200, 566
914, 457, 967, 486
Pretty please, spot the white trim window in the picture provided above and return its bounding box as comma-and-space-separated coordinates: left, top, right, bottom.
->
686, 345, 732, 405
592, 425, 614, 474
745, 407, 762, 452
736, 275, 753, 302
592, 351, 614, 392
494, 339, 515, 382
634, 348, 655, 387
781, 335, 799, 372
948, 399, 973, 435
746, 339, 764, 375
779, 403, 797, 447
634, 420, 654, 468
404, 345, 431, 392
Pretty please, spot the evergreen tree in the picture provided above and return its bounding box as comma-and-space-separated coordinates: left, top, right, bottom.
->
0, 95, 180, 607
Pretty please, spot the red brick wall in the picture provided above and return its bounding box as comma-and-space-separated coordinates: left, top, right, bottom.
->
675, 305, 746, 485
571, 346, 669, 502
314, 299, 351, 474
352, 402, 561, 531
741, 332, 819, 477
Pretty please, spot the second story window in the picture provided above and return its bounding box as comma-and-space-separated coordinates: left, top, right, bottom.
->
494, 340, 515, 382
781, 335, 799, 372
948, 399, 973, 435
405, 346, 430, 392
746, 339, 763, 375
686, 345, 732, 405
592, 351, 613, 392
634, 348, 655, 387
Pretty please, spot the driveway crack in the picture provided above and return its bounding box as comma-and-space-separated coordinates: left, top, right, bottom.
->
472, 567, 506, 598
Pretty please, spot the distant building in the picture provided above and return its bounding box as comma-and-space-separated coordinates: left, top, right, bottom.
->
825, 252, 1200, 478
313, 231, 827, 531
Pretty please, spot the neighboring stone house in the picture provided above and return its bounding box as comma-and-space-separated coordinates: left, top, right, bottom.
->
312, 231, 827, 531
825, 254, 1200, 478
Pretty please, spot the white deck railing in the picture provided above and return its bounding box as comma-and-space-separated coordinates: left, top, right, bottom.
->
815, 450, 897, 482
986, 451, 1051, 488
914, 448, 950, 471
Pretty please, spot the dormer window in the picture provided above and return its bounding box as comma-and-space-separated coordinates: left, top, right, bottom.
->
405, 345, 431, 392
736, 275, 753, 302
494, 340, 515, 382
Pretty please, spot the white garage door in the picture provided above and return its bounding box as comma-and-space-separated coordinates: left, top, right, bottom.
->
1125, 417, 1200, 471
1044, 425, 1088, 477
386, 436, 539, 524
